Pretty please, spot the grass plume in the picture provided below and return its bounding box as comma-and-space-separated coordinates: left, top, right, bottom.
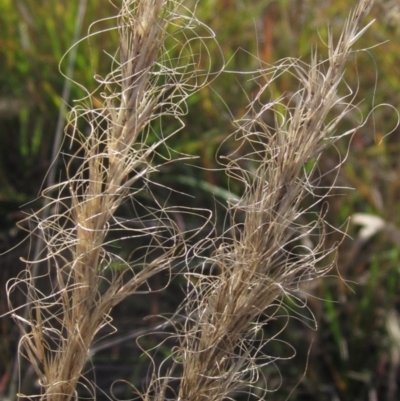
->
5, 0, 377, 400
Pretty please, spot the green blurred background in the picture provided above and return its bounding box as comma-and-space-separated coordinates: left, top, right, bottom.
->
1, 0, 400, 400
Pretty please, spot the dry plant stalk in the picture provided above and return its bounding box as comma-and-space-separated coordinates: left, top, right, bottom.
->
7, 1, 214, 400
172, 1, 375, 401
5, 0, 376, 400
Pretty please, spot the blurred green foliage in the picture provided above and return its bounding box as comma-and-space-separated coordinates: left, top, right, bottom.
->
1, 0, 400, 400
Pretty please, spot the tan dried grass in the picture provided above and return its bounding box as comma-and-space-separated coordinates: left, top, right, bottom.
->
175, 1, 375, 401
5, 1, 376, 401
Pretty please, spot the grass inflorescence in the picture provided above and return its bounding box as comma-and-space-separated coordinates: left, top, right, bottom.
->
4, 1, 385, 401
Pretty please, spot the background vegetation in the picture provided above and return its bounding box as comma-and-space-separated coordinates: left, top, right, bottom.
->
1, 0, 400, 400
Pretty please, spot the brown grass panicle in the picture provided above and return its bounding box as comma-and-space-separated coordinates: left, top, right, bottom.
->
5, 0, 376, 401
172, 1, 375, 401
6, 1, 215, 400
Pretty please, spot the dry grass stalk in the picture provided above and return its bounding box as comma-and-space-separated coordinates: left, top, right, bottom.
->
5, 0, 376, 401
7, 1, 214, 400
174, 1, 374, 401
